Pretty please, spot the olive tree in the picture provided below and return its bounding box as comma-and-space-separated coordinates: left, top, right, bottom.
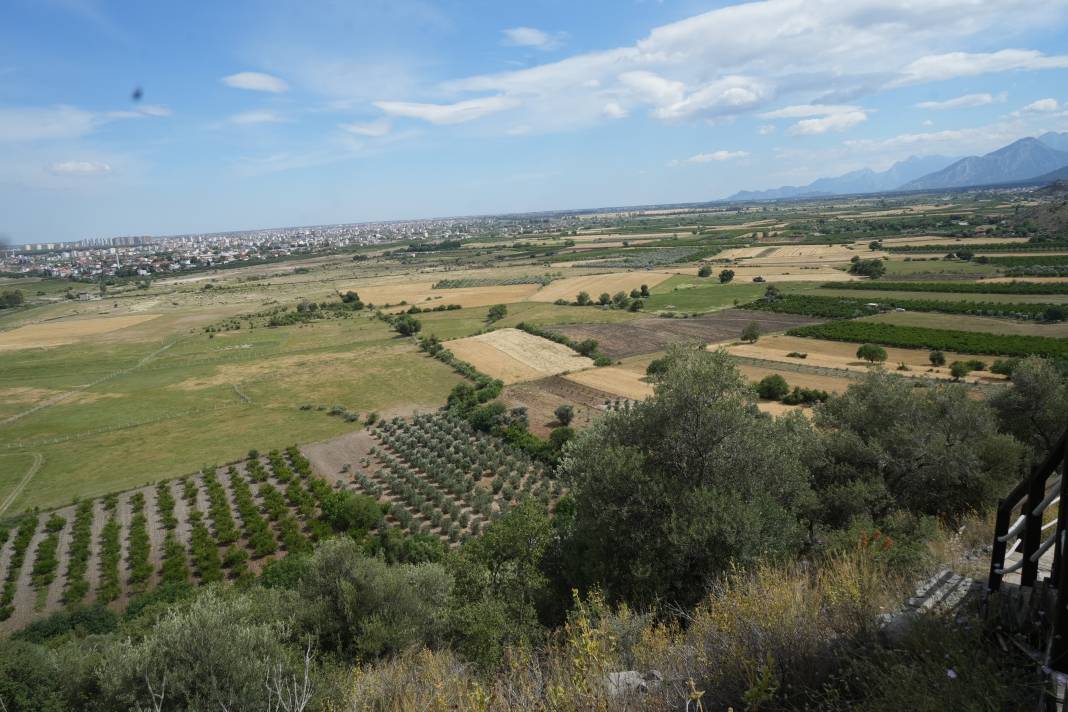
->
856, 343, 887, 364
990, 356, 1068, 460
814, 372, 1023, 527
559, 347, 817, 608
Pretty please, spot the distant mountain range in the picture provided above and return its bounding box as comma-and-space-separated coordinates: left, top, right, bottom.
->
728, 131, 1068, 200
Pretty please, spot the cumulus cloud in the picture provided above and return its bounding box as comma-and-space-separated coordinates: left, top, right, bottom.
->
915, 93, 1003, 110
601, 102, 627, 119
374, 96, 519, 124
502, 27, 561, 50
339, 119, 392, 136
894, 49, 1068, 86
48, 160, 112, 176
367, 0, 1068, 133
788, 110, 868, 135
221, 72, 289, 93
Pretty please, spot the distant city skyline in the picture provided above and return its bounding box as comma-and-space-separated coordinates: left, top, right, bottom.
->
2, 0, 1068, 242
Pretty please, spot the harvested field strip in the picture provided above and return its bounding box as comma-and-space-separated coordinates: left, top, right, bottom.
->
787, 321, 1068, 358
547, 309, 823, 359
825, 281, 1068, 295
563, 368, 654, 401
445, 328, 594, 384
530, 271, 672, 303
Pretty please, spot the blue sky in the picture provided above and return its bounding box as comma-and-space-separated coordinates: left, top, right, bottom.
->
2, 0, 1068, 243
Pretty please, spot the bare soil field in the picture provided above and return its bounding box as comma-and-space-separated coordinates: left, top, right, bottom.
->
548, 310, 823, 359
726, 335, 1008, 384
446, 328, 594, 384
502, 377, 606, 437
530, 271, 673, 303
350, 281, 540, 310
0, 314, 160, 351
703, 265, 860, 282
732, 244, 874, 267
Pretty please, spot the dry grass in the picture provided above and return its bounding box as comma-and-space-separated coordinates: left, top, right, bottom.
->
0, 314, 160, 351
563, 367, 654, 401
336, 543, 909, 711
725, 335, 1007, 384
350, 282, 541, 310
446, 328, 595, 384
530, 272, 673, 303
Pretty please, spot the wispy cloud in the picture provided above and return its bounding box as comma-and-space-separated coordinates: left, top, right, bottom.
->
221, 72, 289, 93
374, 96, 519, 124
1016, 98, 1061, 114
339, 119, 392, 136
502, 27, 562, 50
48, 160, 112, 176
670, 150, 749, 166
915, 93, 1003, 110
894, 50, 1068, 86
229, 110, 287, 125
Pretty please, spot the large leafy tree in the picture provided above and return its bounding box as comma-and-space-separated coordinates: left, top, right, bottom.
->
559, 347, 817, 608
990, 356, 1068, 461
814, 372, 1023, 528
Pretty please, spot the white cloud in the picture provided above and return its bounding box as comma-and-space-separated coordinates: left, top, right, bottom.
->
683, 150, 749, 163
653, 76, 770, 120
374, 96, 519, 124
229, 110, 287, 125
502, 27, 561, 50
601, 102, 627, 119
758, 124, 776, 135
339, 119, 392, 137
759, 104, 859, 119
327, 0, 1068, 137
221, 72, 289, 93
48, 160, 112, 176
894, 50, 1068, 86
915, 93, 1002, 110
788, 110, 868, 135
1020, 98, 1060, 113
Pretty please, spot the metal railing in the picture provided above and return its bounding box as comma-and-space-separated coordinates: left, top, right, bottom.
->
988, 429, 1068, 673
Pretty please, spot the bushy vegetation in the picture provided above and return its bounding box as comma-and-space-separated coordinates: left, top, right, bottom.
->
0, 517, 38, 620
788, 320, 1068, 358
885, 241, 1068, 253
63, 501, 94, 604
433, 275, 555, 288
126, 493, 153, 591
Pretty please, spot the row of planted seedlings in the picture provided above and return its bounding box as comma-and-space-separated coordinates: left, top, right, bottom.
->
364, 413, 561, 542
379, 413, 561, 504
365, 448, 481, 542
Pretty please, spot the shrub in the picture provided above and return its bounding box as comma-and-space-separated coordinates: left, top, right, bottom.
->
554, 404, 574, 426
741, 321, 761, 343
719, 268, 735, 283
756, 374, 790, 400
856, 343, 887, 363
929, 350, 946, 367
697, 264, 713, 278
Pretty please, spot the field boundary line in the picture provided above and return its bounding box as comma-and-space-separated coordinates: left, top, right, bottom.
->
0, 338, 182, 428
0, 452, 43, 517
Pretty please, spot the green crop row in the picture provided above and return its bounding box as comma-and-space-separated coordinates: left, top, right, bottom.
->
824, 281, 1068, 295
126, 493, 153, 591
64, 501, 94, 604
787, 321, 1068, 358
884, 241, 1068, 253
97, 514, 122, 603
1, 517, 39, 619
743, 294, 1059, 320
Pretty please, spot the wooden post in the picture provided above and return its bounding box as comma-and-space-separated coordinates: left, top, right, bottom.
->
1023, 474, 1047, 587
989, 500, 1011, 592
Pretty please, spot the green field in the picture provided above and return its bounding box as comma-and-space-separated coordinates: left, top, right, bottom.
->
0, 314, 462, 512
809, 287, 1068, 304
645, 275, 816, 312
882, 260, 999, 276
